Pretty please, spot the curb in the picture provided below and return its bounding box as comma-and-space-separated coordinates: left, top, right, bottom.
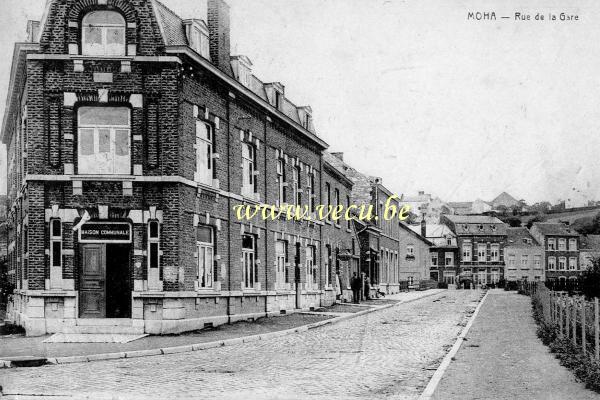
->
418, 290, 489, 400
0, 289, 446, 368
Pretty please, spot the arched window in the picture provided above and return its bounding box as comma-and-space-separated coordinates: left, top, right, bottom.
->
82, 11, 126, 56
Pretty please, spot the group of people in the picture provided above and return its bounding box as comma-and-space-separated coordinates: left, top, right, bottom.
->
350, 273, 371, 304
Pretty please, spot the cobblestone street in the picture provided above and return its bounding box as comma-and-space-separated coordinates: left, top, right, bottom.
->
1, 290, 481, 400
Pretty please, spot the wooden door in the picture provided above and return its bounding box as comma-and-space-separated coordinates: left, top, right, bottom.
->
79, 244, 106, 318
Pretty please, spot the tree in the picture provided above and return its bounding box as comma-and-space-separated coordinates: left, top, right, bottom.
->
505, 217, 522, 227
526, 214, 547, 229
529, 201, 551, 214
581, 256, 600, 299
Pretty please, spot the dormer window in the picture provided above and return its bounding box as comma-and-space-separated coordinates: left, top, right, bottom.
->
82, 11, 126, 56
231, 56, 253, 88
265, 83, 285, 110
185, 20, 210, 60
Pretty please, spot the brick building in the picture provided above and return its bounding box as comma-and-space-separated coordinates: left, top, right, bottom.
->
322, 153, 403, 295
504, 227, 545, 282
2, 0, 356, 336
397, 222, 432, 287
441, 215, 507, 287
411, 222, 459, 285
530, 222, 581, 284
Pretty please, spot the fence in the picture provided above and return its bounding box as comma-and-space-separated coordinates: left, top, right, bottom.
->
534, 285, 600, 360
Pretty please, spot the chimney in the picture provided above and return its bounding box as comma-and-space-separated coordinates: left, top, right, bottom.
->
332, 152, 344, 161
26, 20, 40, 43
418, 191, 425, 196
421, 218, 427, 237
207, 0, 232, 76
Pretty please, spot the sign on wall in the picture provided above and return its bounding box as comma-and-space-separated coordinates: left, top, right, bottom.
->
79, 222, 132, 243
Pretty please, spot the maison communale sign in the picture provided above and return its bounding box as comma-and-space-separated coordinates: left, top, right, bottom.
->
79, 222, 132, 243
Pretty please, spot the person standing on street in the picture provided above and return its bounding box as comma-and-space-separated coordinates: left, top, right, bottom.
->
350, 273, 361, 304
364, 275, 371, 300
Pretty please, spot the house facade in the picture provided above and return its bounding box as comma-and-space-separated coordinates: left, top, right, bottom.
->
323, 153, 403, 295
398, 222, 432, 287
411, 222, 459, 285
530, 222, 581, 284
504, 227, 545, 282
441, 215, 507, 287
3, 0, 356, 336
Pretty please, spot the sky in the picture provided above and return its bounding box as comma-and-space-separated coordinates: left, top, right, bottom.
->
0, 0, 598, 205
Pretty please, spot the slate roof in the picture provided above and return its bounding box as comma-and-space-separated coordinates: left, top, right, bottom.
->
531, 222, 579, 237
153, 0, 188, 46
442, 215, 507, 236
151, 0, 314, 134
506, 227, 540, 248
323, 152, 373, 207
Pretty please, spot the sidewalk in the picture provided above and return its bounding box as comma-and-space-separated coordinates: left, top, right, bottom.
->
431, 290, 599, 400
0, 289, 444, 362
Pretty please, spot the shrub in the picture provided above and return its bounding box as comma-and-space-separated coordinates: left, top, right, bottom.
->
437, 282, 448, 289
531, 292, 600, 393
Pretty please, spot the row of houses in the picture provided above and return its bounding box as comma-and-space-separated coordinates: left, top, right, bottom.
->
414, 214, 599, 288
1, 0, 434, 336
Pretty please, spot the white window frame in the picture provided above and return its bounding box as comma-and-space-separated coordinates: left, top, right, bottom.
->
242, 142, 256, 197
569, 257, 577, 271
431, 253, 438, 267
275, 240, 287, 288
197, 226, 214, 289
277, 158, 286, 206
445, 252, 454, 266
569, 238, 577, 251
548, 238, 556, 251
293, 166, 302, 207
558, 238, 566, 251
548, 256, 556, 270
77, 107, 131, 175
558, 257, 566, 271
407, 245, 415, 256
462, 241, 472, 262
195, 121, 213, 186
477, 243, 487, 261
242, 235, 257, 289
490, 244, 499, 262
508, 254, 516, 270
521, 255, 529, 269
82, 11, 126, 56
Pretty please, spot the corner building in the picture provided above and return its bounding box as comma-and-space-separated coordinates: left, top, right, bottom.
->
3, 0, 352, 335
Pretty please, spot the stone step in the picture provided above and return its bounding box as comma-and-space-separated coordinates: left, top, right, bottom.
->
76, 318, 134, 327
62, 326, 144, 335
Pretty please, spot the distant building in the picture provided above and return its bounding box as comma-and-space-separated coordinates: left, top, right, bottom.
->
579, 235, 600, 271
472, 199, 492, 214
400, 192, 446, 224
398, 222, 433, 287
410, 222, 459, 285
441, 215, 507, 287
505, 228, 544, 282
445, 202, 473, 216
529, 223, 581, 284
491, 192, 522, 212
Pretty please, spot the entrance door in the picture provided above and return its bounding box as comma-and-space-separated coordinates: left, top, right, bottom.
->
79, 244, 106, 318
